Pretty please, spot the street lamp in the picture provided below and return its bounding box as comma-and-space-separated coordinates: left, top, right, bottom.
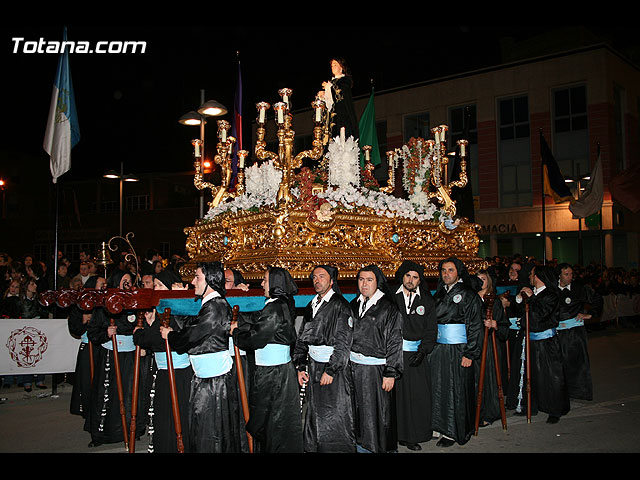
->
179, 91, 227, 218
103, 161, 139, 236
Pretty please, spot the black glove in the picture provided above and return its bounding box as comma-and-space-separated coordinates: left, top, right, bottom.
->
408, 351, 425, 367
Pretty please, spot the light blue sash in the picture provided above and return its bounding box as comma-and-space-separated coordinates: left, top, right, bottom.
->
102, 334, 136, 352
81, 332, 89, 343
403, 339, 421, 352
557, 317, 584, 330
189, 351, 233, 378
309, 345, 334, 363
350, 351, 386, 365
509, 317, 520, 330
154, 351, 191, 370
228, 337, 246, 356
437, 324, 467, 344
529, 328, 557, 341
255, 343, 291, 366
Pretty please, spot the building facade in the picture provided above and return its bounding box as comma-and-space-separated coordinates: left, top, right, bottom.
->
286, 42, 640, 269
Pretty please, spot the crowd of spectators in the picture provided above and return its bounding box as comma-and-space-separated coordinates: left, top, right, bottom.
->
0, 248, 187, 392
1, 248, 638, 391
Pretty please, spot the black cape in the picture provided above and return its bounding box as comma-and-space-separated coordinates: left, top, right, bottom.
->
555, 280, 601, 401
349, 287, 403, 453
167, 296, 244, 453
294, 290, 355, 452
233, 291, 303, 453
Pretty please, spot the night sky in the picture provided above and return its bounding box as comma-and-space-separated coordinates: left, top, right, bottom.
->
2, 21, 635, 185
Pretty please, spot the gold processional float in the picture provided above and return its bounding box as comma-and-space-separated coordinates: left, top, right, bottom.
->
180, 87, 486, 282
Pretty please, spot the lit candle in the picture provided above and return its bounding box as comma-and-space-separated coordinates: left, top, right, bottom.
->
192, 139, 201, 158
238, 150, 247, 168
274, 102, 286, 125
439, 125, 448, 144
434, 129, 440, 144
256, 102, 269, 124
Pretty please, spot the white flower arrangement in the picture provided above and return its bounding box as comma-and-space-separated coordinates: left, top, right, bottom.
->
318, 186, 440, 222
326, 133, 360, 189
205, 160, 282, 218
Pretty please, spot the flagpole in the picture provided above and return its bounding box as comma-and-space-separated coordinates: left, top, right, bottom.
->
540, 129, 547, 264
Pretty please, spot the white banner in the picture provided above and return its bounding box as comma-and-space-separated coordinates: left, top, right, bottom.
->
0, 319, 80, 375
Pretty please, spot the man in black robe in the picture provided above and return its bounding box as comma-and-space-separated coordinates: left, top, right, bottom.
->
134, 269, 193, 453
349, 264, 403, 453
392, 260, 437, 451
505, 261, 535, 412
514, 264, 570, 423
429, 257, 483, 447
232, 267, 303, 453
160, 261, 243, 452
86, 270, 150, 447
293, 265, 355, 452
555, 263, 601, 401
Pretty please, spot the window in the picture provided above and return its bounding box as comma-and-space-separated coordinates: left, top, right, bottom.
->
403, 112, 430, 142
553, 85, 589, 178
448, 105, 478, 195
498, 96, 531, 207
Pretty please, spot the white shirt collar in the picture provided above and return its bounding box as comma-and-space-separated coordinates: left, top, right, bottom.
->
357, 289, 384, 316
445, 279, 463, 292
558, 281, 571, 291
201, 289, 221, 306
312, 288, 334, 316
533, 285, 546, 295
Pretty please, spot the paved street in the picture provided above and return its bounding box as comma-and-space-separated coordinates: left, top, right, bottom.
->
1, 325, 639, 454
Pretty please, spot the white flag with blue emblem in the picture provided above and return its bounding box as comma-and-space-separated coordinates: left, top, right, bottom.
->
43, 27, 80, 184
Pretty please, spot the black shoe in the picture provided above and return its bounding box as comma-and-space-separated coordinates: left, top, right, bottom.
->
546, 415, 560, 424
436, 437, 455, 447
88, 441, 102, 448
404, 443, 421, 451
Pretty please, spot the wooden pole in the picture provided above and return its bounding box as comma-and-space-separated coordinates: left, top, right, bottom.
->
161, 308, 185, 453
109, 318, 129, 450
232, 305, 253, 453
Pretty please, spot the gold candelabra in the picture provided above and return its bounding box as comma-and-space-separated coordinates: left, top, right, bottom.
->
255, 88, 328, 207
425, 125, 468, 218
192, 120, 248, 210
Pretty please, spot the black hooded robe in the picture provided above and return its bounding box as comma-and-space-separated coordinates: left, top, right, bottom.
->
513, 267, 570, 418
167, 294, 243, 453
348, 266, 403, 453
85, 307, 152, 446
392, 261, 437, 446
68, 304, 95, 418
133, 310, 193, 453
429, 258, 483, 445
68, 275, 102, 419
475, 294, 510, 425
556, 280, 601, 401
233, 267, 303, 453
293, 284, 355, 453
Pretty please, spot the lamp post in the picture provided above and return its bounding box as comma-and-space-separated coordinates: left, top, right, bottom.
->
178, 90, 227, 218
103, 161, 139, 236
